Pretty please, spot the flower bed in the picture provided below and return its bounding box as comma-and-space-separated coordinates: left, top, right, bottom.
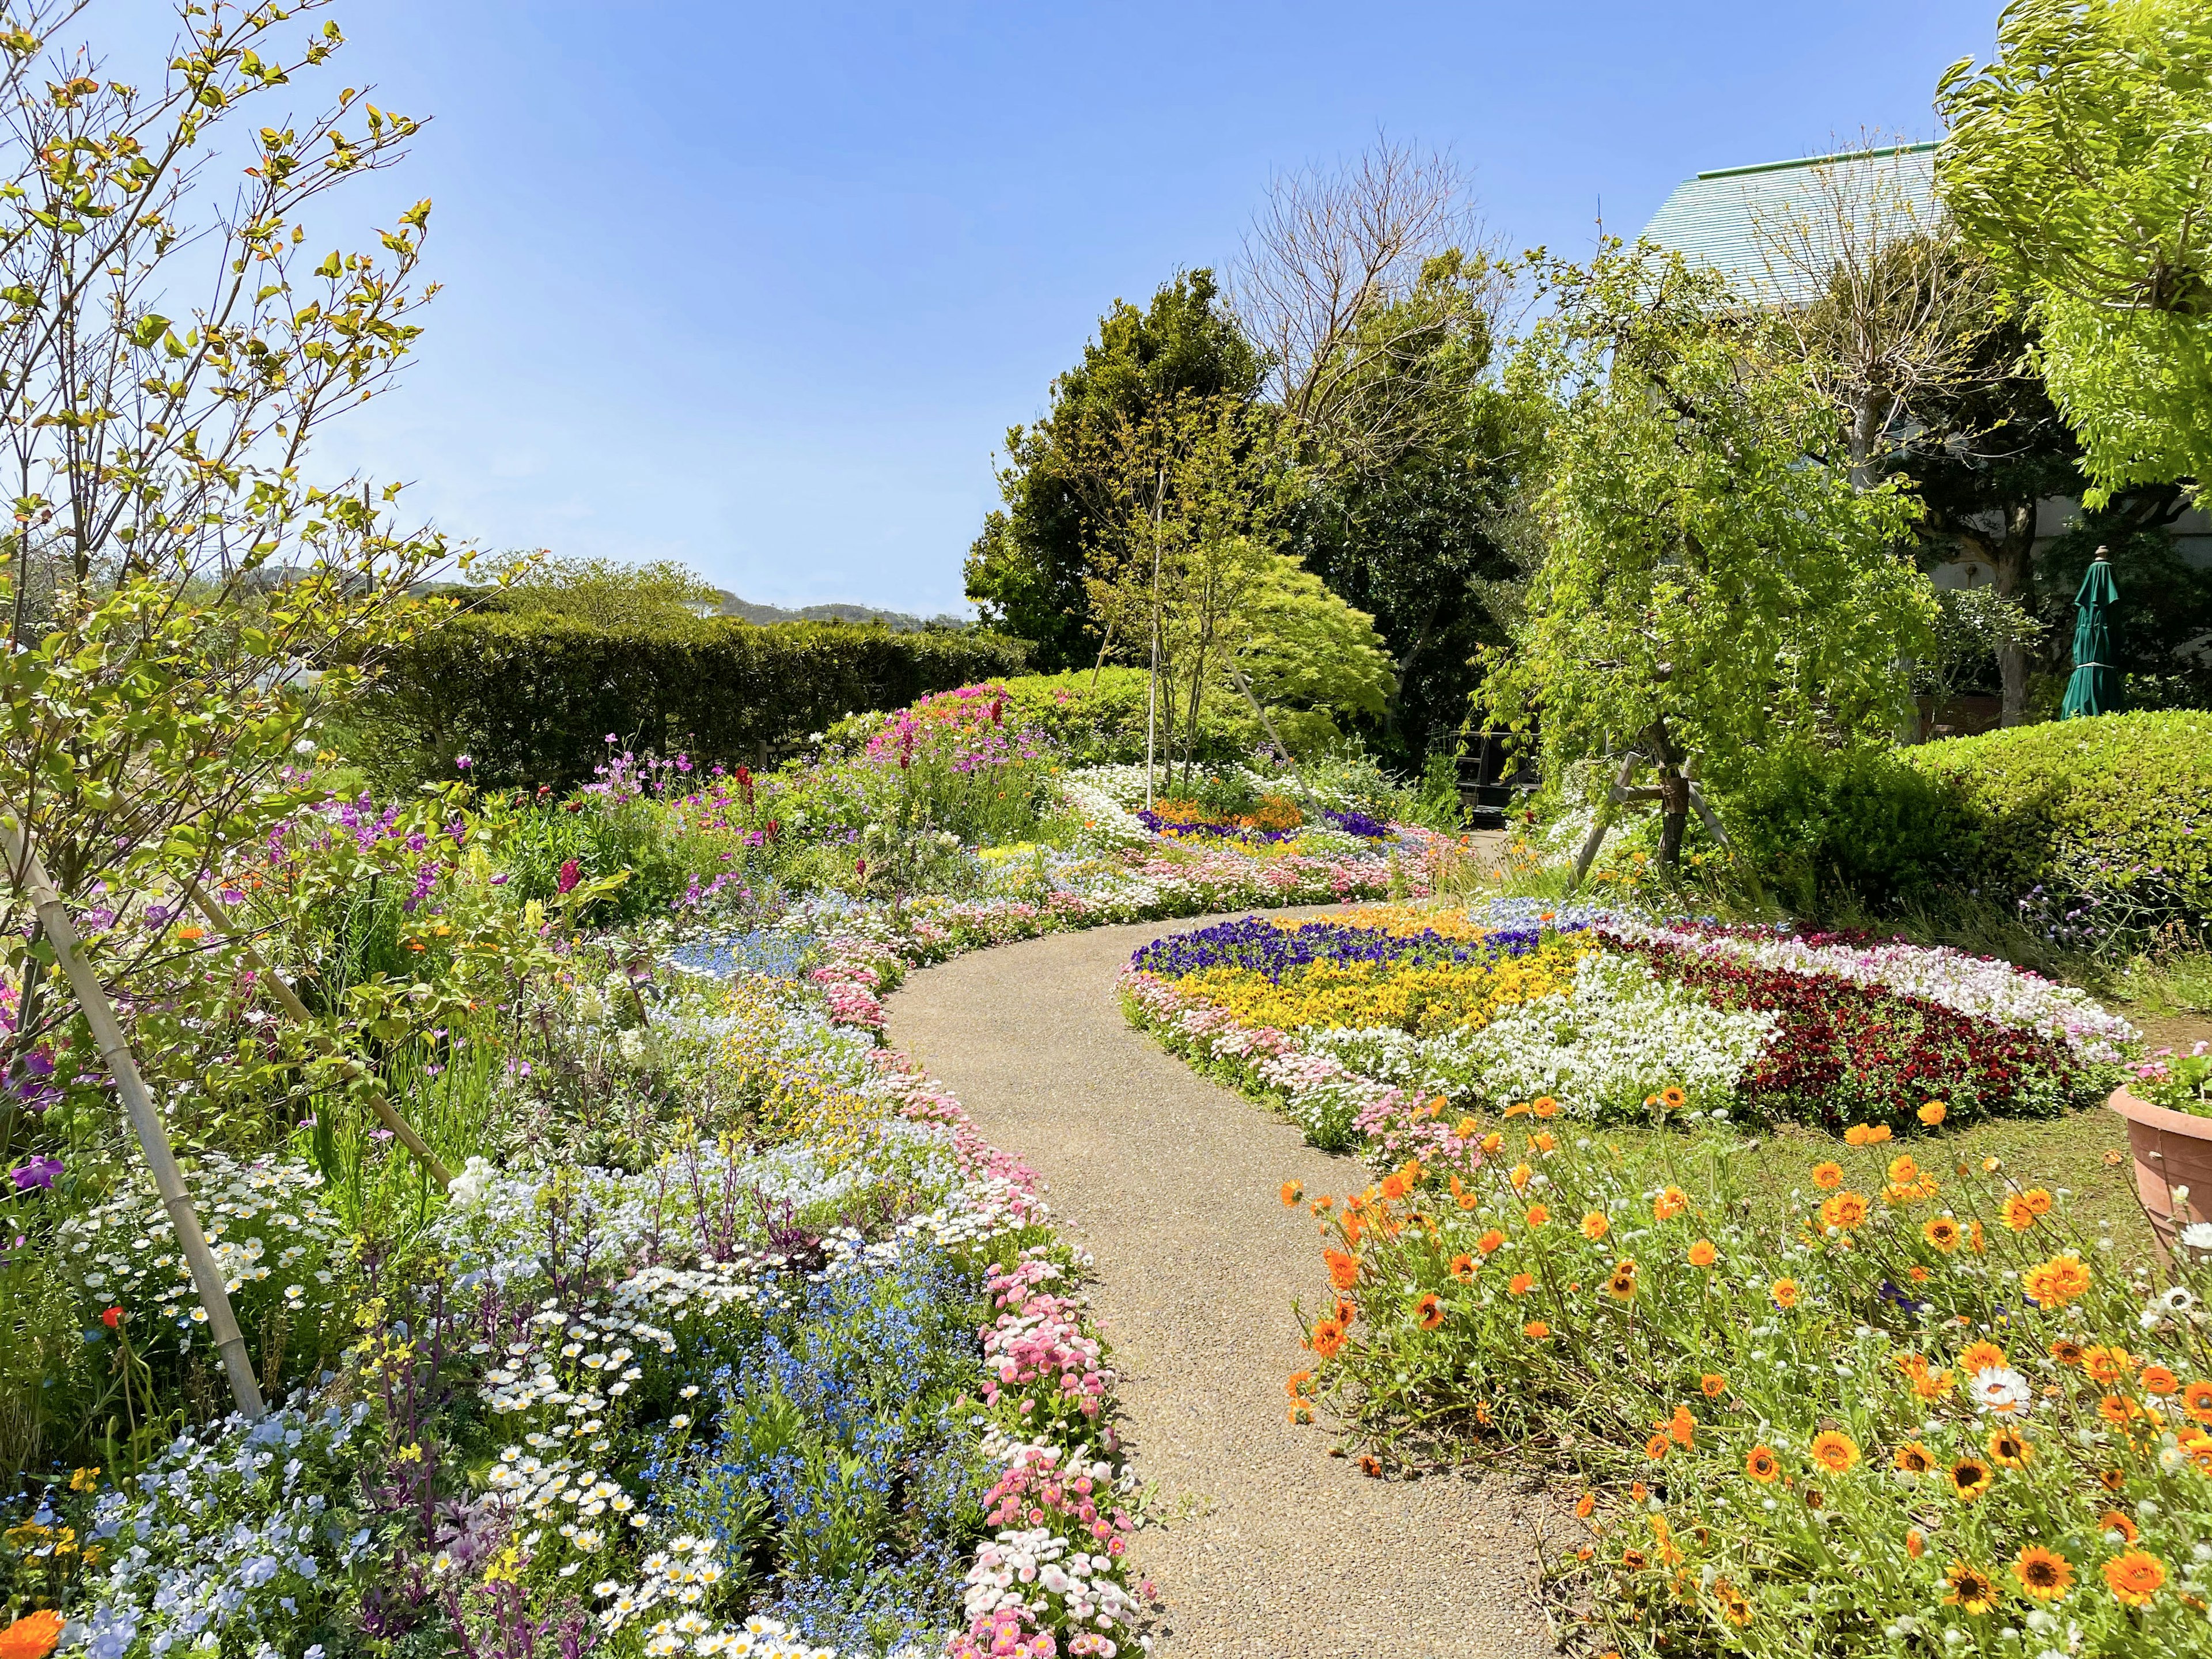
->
1120, 903, 2130, 1154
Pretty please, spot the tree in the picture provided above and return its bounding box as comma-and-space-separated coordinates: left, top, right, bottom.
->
0, 1, 449, 1416
1938, 0, 2212, 503
965, 270, 1261, 666
1233, 136, 1499, 473
1747, 138, 2002, 487
1225, 552, 1392, 755
1235, 137, 1524, 766
1484, 247, 1934, 867
1080, 393, 1288, 795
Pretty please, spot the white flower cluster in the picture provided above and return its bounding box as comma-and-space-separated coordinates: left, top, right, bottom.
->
1054, 775, 1153, 852
479, 1445, 639, 1546
477, 1297, 666, 1457
960, 1527, 1137, 1646
57, 1153, 343, 1339
1305, 952, 1774, 1120
78, 1404, 373, 1659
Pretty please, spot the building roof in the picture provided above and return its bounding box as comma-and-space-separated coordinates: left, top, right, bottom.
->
1640, 141, 1940, 305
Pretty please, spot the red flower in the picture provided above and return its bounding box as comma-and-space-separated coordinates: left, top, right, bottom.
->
100, 1306, 121, 1329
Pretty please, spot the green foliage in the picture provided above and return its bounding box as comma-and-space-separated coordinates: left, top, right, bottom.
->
1901, 709, 2212, 929
1486, 247, 1935, 805
1723, 741, 1964, 912
1232, 554, 1392, 726
1938, 0, 2212, 503
483, 555, 722, 627
486, 793, 690, 922
995, 669, 1258, 765
965, 270, 1263, 667
354, 611, 1031, 790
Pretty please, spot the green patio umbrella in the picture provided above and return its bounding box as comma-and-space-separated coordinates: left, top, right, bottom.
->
2058, 547, 2120, 720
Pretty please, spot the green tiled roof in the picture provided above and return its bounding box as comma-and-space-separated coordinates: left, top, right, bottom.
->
1641, 142, 1940, 304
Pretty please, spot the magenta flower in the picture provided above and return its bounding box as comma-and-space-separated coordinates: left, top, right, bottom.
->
556, 859, 582, 895
10, 1154, 63, 1192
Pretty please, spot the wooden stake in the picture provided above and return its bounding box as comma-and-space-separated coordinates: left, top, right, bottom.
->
0, 816, 265, 1419
184, 887, 452, 1188
1570, 752, 1639, 889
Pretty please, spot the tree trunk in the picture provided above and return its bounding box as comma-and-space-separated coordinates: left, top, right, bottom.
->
1646, 720, 1690, 869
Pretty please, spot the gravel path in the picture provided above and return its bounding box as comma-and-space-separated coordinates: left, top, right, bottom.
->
887, 907, 1557, 1659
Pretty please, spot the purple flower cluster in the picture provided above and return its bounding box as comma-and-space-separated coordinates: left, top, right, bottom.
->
1128, 914, 1571, 983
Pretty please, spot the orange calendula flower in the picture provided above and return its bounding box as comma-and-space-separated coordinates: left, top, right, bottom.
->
1415, 1293, 1445, 1330
2083, 1345, 2135, 1385
1819, 1190, 1870, 1230
1942, 1561, 2001, 1616
1844, 1124, 1874, 1146
1308, 1317, 1346, 1358
1906, 1528, 1925, 1558
1325, 1249, 1361, 1291
2048, 1338, 2085, 1367
1284, 1370, 1313, 1398
2141, 1365, 2178, 1396
1605, 1259, 1639, 1301
1967, 1218, 1986, 1253
1525, 1203, 1550, 1228
1918, 1100, 1947, 1126
1886, 1154, 1921, 1186
0, 1612, 65, 1659
1503, 1102, 1532, 1119
1524, 1320, 1550, 1340
1334, 1297, 1357, 1325
2099, 1394, 2145, 1427
1687, 1238, 1718, 1267
1309, 1195, 1334, 1215
1449, 1253, 1476, 1282
1894, 1441, 1936, 1475
2104, 1548, 2166, 1607
1700, 1373, 1726, 1399
2002, 1194, 2040, 1230
2012, 1544, 2073, 1601
1509, 1272, 1536, 1296
1533, 1096, 1560, 1118
1530, 1132, 1556, 1154
1713, 1578, 1752, 1626
1986, 1426, 2032, 1468
1658, 1086, 1687, 1110
1281, 1180, 1304, 1207
1575, 1491, 1596, 1519
1509, 1162, 1533, 1193
1744, 1444, 1779, 1483
1652, 1187, 1688, 1221
1668, 1405, 1695, 1448
1645, 1432, 1671, 1461
2023, 1253, 2090, 1307
1808, 1430, 1859, 1474
1923, 1217, 1962, 1253
1581, 1211, 1611, 1241
1810, 1161, 1844, 1190
2183, 1380, 2212, 1424
1480, 1132, 1503, 1154
1770, 1278, 1800, 1309
1379, 1172, 1411, 1202
1914, 1366, 1956, 1400
1454, 1116, 1480, 1139
1949, 1457, 1993, 1501
1476, 1228, 1506, 1255
1960, 1340, 2008, 1374
2101, 1508, 2138, 1541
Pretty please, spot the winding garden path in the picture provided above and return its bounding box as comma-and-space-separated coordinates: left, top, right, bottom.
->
887, 906, 1557, 1659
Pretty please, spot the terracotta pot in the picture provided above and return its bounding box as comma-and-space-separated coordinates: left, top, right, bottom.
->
2107, 1084, 2212, 1267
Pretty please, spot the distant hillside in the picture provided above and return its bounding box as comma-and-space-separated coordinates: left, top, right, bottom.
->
713, 590, 970, 632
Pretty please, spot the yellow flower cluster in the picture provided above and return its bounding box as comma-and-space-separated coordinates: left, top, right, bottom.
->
1178, 937, 1589, 1036
1317, 904, 1494, 941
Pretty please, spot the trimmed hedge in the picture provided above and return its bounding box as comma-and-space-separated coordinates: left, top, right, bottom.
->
353, 610, 1031, 789
1901, 709, 2212, 925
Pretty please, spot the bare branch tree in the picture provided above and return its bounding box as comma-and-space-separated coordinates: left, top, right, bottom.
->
1748, 130, 2002, 484
1233, 135, 1500, 470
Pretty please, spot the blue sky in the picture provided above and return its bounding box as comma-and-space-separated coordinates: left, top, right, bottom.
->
124, 1, 2000, 613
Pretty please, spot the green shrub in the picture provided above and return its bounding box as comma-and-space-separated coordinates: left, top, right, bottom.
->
1902, 709, 2212, 937
998, 667, 1261, 764
1724, 741, 1964, 911
349, 610, 1031, 790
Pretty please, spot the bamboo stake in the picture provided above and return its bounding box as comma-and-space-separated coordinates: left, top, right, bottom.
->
184, 886, 452, 1188
0, 816, 265, 1419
